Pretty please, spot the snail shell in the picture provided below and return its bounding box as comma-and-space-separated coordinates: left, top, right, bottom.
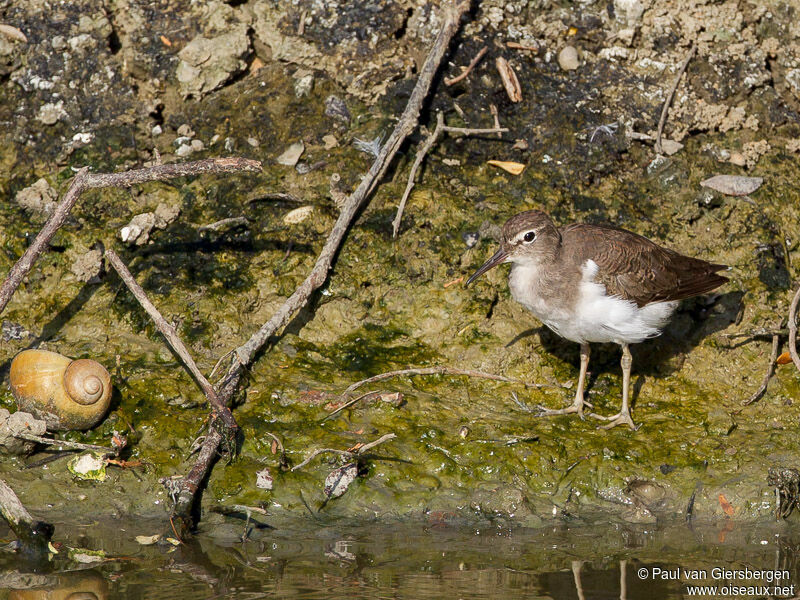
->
9, 350, 112, 431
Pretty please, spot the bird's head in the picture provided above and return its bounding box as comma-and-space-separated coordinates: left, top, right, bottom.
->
466, 210, 559, 286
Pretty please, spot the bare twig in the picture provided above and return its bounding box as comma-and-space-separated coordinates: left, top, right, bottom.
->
105, 249, 238, 433
170, 0, 471, 533
654, 43, 696, 155
0, 157, 260, 318
198, 216, 249, 233
326, 366, 540, 419
789, 284, 800, 372
742, 333, 781, 405
392, 111, 507, 237
291, 433, 397, 472
0, 479, 52, 561
12, 432, 115, 454
444, 45, 488, 86
506, 41, 538, 52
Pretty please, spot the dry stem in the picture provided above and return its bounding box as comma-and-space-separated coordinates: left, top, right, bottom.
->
105, 250, 238, 431
326, 366, 540, 419
742, 333, 781, 406
291, 433, 397, 472
789, 284, 800, 372
654, 43, 696, 155
0, 158, 260, 318
444, 45, 488, 86
392, 111, 507, 237
170, 0, 471, 532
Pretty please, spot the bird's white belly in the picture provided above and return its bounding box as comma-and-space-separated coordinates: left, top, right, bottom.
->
509, 260, 678, 345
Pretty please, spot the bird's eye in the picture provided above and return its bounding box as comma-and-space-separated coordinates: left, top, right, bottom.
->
523, 231, 536, 243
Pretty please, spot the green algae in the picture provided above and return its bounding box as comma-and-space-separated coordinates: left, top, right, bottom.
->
0, 32, 798, 529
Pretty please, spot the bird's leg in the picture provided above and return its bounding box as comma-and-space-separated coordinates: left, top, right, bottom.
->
591, 343, 639, 430
536, 343, 592, 418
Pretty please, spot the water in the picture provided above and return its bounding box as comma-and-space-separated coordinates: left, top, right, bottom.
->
1, 518, 799, 599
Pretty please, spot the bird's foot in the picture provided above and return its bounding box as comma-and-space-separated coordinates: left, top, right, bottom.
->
533, 396, 592, 419
589, 411, 639, 431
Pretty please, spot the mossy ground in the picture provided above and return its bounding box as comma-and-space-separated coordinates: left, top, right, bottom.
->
0, 1, 799, 533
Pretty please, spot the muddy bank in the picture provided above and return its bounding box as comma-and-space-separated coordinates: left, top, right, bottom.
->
0, 0, 799, 533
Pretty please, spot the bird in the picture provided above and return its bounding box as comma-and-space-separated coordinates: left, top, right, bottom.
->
466, 210, 728, 430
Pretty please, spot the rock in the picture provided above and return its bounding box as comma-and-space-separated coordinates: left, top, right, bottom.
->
176, 124, 195, 137
36, 100, 67, 125
70, 249, 103, 282
660, 139, 684, 155
729, 152, 746, 167
276, 141, 304, 166
120, 203, 180, 245
614, 0, 645, 26
324, 463, 358, 499
15, 177, 57, 215
0, 409, 47, 455
2, 321, 29, 341
325, 95, 351, 125
558, 46, 580, 70
283, 205, 314, 225
462, 231, 479, 248
322, 134, 338, 149
294, 72, 314, 97
700, 175, 763, 196
176, 26, 251, 98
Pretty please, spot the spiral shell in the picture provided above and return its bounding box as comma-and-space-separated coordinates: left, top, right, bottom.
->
9, 350, 112, 431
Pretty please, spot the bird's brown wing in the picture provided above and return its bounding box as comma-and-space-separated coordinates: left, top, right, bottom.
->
561, 224, 728, 307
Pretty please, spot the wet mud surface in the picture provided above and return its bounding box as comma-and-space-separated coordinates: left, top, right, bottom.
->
0, 0, 799, 538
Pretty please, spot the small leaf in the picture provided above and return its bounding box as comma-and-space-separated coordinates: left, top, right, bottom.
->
777, 351, 792, 365
700, 175, 763, 196
487, 160, 525, 175
135, 534, 161, 545
323, 463, 358, 499
718, 493, 735, 516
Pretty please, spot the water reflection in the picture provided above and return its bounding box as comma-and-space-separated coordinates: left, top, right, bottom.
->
1, 519, 799, 599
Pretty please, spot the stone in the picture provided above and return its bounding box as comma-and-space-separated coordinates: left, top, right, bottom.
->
558, 46, 580, 70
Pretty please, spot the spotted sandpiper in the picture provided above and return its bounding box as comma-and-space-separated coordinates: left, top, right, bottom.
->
466, 210, 728, 430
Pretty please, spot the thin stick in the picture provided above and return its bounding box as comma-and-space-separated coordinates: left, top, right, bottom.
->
13, 432, 115, 454
170, 0, 471, 533
789, 284, 800, 372
391, 111, 507, 237
742, 333, 781, 405
326, 366, 539, 419
219, 1, 470, 386
291, 433, 397, 472
105, 250, 238, 432
0, 157, 260, 317
654, 43, 696, 155
444, 45, 488, 86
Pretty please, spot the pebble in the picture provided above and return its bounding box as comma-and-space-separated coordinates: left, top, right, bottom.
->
176, 124, 195, 138
729, 152, 746, 167
558, 46, 579, 70
276, 141, 304, 166
190, 139, 204, 152
462, 231, 479, 248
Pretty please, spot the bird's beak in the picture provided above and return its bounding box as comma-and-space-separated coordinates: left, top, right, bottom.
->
466, 247, 509, 287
